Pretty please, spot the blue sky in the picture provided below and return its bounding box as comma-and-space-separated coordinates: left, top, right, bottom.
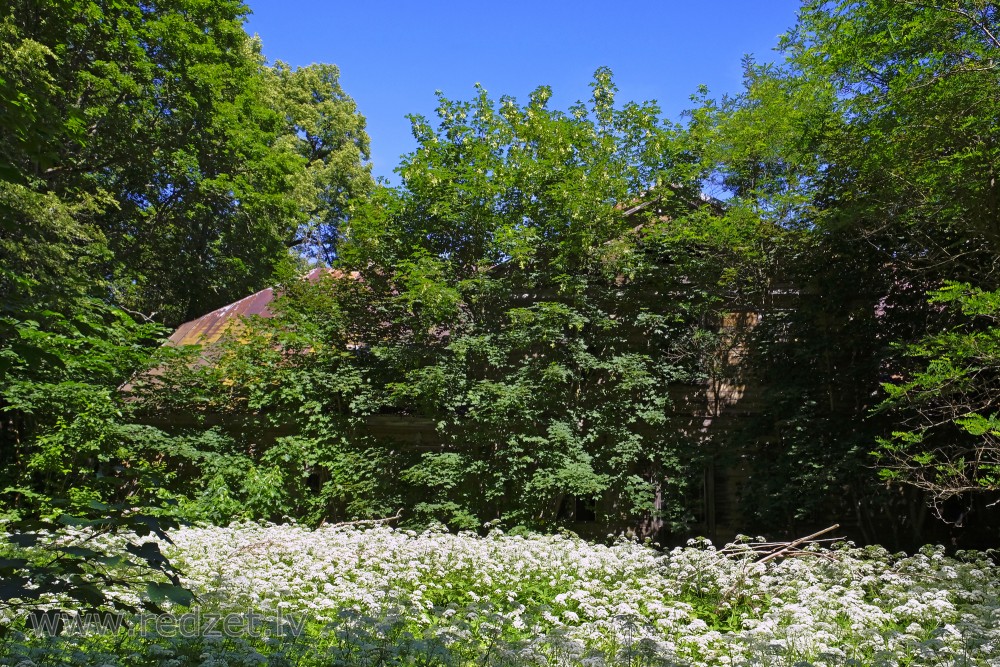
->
244, 1, 803, 183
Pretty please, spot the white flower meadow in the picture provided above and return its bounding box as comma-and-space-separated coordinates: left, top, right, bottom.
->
3, 523, 1000, 666
162, 524, 1000, 665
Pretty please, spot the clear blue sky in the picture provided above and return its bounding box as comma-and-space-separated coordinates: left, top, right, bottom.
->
244, 1, 803, 183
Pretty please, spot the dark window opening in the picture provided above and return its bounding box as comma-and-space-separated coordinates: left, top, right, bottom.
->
558, 495, 598, 522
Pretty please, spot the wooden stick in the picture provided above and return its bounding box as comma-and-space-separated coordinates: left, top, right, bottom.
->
718, 536, 842, 554
758, 524, 840, 564
328, 509, 404, 528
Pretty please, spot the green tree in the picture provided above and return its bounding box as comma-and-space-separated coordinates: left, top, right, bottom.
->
877, 284, 1000, 505
271, 62, 374, 265
0, 5, 158, 517
3, 0, 372, 328
786, 0, 1000, 522
0, 6, 201, 616
696, 0, 1000, 539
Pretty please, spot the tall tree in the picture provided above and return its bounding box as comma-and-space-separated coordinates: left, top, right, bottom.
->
3, 0, 372, 328
271, 62, 373, 265
700, 0, 1000, 539
788, 0, 1000, 521
0, 0, 371, 519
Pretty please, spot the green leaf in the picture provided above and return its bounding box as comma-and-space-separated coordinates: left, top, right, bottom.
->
146, 582, 194, 608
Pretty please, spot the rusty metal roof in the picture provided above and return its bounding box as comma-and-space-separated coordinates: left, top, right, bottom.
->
167, 268, 350, 347
167, 286, 276, 346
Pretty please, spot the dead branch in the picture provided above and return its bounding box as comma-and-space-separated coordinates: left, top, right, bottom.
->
717, 525, 844, 563
322, 509, 404, 528
757, 524, 841, 564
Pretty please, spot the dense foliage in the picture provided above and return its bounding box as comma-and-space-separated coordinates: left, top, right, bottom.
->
877, 284, 1000, 504
141, 70, 772, 532
679, 0, 1000, 537
5, 0, 1000, 639
3, 0, 372, 327
6, 0, 1000, 664
97, 1, 1000, 545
